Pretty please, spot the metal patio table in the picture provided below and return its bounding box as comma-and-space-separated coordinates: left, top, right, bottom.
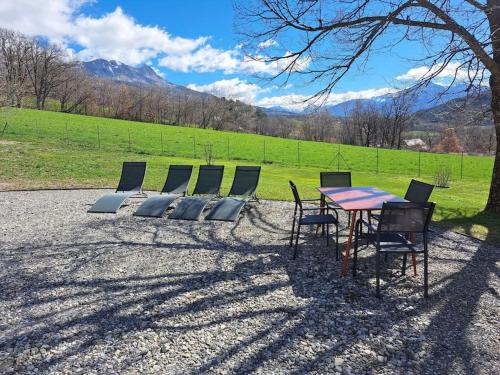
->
318, 186, 407, 276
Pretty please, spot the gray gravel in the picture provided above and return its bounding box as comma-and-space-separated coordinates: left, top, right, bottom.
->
0, 189, 498, 375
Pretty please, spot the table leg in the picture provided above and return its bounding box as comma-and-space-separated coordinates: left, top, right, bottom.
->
341, 210, 357, 277
315, 194, 326, 236
409, 232, 417, 276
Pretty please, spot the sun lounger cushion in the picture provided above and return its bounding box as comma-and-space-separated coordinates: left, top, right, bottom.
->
168, 196, 213, 221
88, 192, 135, 213
205, 197, 249, 222
133, 194, 181, 218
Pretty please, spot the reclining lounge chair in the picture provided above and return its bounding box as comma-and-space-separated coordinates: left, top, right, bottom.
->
88, 161, 147, 213
134, 165, 193, 217
206, 166, 261, 222
168, 165, 224, 220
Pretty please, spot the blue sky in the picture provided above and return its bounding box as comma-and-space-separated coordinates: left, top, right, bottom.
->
0, 0, 467, 110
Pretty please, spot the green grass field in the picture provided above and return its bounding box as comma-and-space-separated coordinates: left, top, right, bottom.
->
0, 107, 498, 243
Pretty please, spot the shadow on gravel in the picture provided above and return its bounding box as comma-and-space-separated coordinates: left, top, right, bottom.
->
0, 206, 498, 374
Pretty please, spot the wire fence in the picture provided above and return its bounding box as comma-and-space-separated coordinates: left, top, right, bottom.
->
1, 109, 494, 182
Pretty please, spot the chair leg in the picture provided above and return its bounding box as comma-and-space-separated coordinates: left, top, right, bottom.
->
294, 224, 301, 259
290, 215, 296, 247
412, 253, 418, 276
402, 254, 407, 276
376, 251, 381, 298
384, 253, 389, 262
335, 224, 339, 261
326, 224, 330, 246
424, 251, 428, 298
353, 225, 359, 277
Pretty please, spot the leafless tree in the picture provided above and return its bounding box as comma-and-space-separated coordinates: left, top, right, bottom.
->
56, 66, 93, 113
236, 0, 500, 212
0, 28, 30, 107
25, 39, 72, 109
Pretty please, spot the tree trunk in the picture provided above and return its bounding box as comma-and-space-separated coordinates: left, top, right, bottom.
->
485, 1, 500, 213
485, 74, 500, 213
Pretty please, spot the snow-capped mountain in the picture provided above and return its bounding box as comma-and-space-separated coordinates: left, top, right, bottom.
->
323, 83, 468, 116
80, 59, 208, 97
81, 59, 166, 86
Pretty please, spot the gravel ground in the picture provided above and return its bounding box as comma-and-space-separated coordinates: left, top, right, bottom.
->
0, 189, 498, 375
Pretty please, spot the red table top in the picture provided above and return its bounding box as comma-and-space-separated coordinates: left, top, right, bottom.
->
318, 187, 407, 211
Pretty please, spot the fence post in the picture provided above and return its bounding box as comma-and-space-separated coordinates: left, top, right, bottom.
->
418, 151, 421, 177
193, 136, 196, 158
160, 132, 164, 153
297, 141, 300, 167
128, 128, 131, 151
97, 124, 100, 149
263, 140, 266, 163
460, 152, 464, 179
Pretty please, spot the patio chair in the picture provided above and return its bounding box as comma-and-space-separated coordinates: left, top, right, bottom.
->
289, 180, 339, 260
320, 171, 352, 223
133, 165, 193, 217
88, 161, 147, 213
168, 165, 224, 220
205, 166, 261, 221
371, 179, 434, 221
353, 201, 435, 298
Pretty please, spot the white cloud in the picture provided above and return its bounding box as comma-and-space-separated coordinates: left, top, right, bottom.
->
160, 47, 311, 75
0, 2, 208, 66
187, 78, 267, 103
0, 0, 84, 43
396, 62, 469, 82
257, 87, 398, 111
72, 7, 208, 65
0, 2, 310, 74
257, 39, 278, 49
159, 45, 240, 73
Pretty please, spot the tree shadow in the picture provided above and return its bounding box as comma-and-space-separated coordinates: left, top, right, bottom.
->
0, 202, 498, 374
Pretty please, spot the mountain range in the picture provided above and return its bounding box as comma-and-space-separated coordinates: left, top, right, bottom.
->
80, 58, 488, 122
80, 59, 207, 98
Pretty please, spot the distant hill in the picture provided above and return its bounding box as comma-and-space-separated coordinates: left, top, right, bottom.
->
80, 59, 209, 98
323, 83, 469, 116
413, 91, 493, 127
259, 106, 298, 116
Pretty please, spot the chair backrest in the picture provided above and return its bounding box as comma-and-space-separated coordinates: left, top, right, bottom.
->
377, 202, 435, 234
162, 165, 193, 194
116, 161, 146, 192
289, 180, 302, 209
192, 165, 224, 195
229, 166, 261, 197
404, 179, 434, 203
320, 172, 352, 188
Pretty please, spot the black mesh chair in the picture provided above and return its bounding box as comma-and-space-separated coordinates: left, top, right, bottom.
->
353, 202, 435, 298
404, 179, 435, 202
289, 181, 339, 260
115, 162, 148, 194
88, 161, 147, 213
134, 165, 193, 217
371, 179, 434, 221
169, 165, 224, 220
320, 171, 352, 223
206, 166, 261, 221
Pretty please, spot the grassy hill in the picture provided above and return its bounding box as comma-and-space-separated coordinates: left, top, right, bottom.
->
0, 107, 497, 242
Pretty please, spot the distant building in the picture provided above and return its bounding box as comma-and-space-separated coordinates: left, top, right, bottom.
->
404, 138, 428, 150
